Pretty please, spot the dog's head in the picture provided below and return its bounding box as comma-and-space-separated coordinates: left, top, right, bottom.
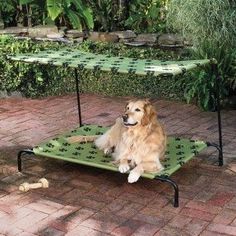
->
122, 100, 157, 127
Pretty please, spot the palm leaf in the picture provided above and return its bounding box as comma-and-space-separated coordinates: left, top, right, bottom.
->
71, 0, 94, 29
81, 8, 94, 29
19, 0, 34, 4
65, 8, 82, 30
71, 0, 84, 11
47, 0, 63, 20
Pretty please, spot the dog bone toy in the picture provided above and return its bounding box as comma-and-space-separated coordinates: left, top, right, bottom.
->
19, 178, 49, 192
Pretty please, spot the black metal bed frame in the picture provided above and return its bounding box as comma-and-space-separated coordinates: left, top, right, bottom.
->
17, 63, 223, 208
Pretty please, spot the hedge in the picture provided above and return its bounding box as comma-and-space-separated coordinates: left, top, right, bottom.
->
0, 35, 193, 100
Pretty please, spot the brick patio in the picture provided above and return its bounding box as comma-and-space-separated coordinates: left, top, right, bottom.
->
0, 93, 236, 236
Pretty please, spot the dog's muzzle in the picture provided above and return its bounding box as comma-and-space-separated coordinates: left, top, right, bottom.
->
122, 114, 138, 126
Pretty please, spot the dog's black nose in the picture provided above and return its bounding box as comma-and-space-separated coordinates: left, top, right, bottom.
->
122, 114, 128, 122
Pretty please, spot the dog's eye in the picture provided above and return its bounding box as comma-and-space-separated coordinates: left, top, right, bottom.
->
127, 107, 130, 110
135, 108, 141, 112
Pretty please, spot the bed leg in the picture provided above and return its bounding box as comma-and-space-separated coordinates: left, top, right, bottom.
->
206, 142, 223, 166
155, 176, 179, 207
210, 62, 223, 166
17, 149, 34, 172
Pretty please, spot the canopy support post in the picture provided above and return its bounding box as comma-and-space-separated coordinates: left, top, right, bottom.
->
75, 69, 82, 126
211, 62, 223, 166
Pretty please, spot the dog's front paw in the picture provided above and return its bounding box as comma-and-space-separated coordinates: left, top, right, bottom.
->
128, 170, 141, 183
157, 164, 164, 172
104, 148, 111, 155
119, 163, 130, 173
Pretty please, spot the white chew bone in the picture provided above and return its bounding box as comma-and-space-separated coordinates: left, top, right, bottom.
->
19, 178, 49, 192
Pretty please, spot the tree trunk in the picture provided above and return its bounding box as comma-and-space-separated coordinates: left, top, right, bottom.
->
118, 0, 129, 21
27, 5, 32, 27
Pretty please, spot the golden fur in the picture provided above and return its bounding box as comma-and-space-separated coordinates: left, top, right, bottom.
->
68, 100, 167, 183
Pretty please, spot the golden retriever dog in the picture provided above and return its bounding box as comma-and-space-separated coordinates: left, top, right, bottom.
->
68, 100, 167, 183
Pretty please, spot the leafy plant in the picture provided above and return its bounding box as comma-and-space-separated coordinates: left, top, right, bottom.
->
87, 0, 120, 32
0, 0, 49, 27
87, 0, 168, 32
181, 40, 236, 110
47, 0, 93, 30
1, 0, 94, 30
167, 0, 236, 48
167, 0, 236, 110
0, 0, 19, 26
0, 35, 75, 97
19, 0, 48, 26
125, 0, 168, 33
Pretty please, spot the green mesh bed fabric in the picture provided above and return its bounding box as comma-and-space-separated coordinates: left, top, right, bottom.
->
7, 48, 211, 76
33, 125, 207, 179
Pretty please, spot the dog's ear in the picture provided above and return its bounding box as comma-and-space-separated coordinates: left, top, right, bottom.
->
141, 102, 157, 126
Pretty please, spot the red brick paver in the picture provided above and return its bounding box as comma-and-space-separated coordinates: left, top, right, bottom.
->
0, 93, 236, 236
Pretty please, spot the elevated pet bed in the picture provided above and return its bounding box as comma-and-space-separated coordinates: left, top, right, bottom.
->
8, 49, 223, 207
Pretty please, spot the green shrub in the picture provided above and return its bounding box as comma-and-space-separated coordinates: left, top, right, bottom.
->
0, 1, 18, 26
125, 0, 167, 33
0, 0, 93, 30
46, 0, 94, 30
184, 42, 235, 111
167, 0, 236, 110
167, 0, 236, 47
0, 36, 191, 100
0, 36, 75, 97
87, 0, 120, 32
0, 0, 168, 32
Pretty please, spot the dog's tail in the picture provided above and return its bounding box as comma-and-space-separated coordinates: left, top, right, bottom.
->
67, 135, 99, 144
